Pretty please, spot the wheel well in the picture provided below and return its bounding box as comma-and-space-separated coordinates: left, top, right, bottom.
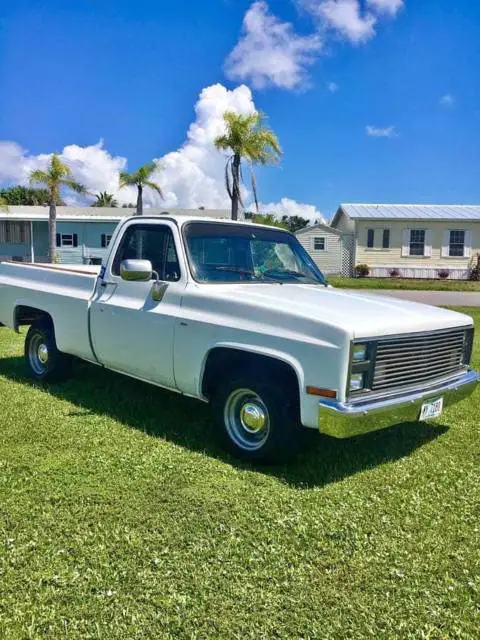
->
202, 348, 300, 402
14, 306, 53, 331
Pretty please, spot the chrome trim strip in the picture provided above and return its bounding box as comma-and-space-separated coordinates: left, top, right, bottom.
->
319, 369, 480, 439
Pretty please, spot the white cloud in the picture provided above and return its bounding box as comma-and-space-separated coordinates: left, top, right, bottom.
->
440, 93, 454, 107
366, 0, 404, 15
365, 125, 396, 137
0, 83, 321, 220
313, 0, 377, 43
224, 1, 322, 89
327, 81, 339, 92
257, 197, 326, 222
0, 140, 129, 205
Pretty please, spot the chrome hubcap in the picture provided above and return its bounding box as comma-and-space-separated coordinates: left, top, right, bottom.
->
38, 343, 49, 364
224, 388, 270, 451
240, 402, 266, 433
29, 334, 49, 375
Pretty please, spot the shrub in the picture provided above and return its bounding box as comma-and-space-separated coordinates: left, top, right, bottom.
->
355, 264, 370, 278
438, 269, 450, 279
389, 268, 400, 278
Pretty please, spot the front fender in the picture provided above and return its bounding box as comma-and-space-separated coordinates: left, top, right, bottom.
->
198, 341, 306, 401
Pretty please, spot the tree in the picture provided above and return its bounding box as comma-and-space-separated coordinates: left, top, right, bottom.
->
244, 212, 288, 229
0, 185, 64, 206
29, 154, 87, 262
91, 191, 118, 207
0, 196, 8, 212
214, 111, 281, 221
280, 215, 310, 233
119, 162, 163, 215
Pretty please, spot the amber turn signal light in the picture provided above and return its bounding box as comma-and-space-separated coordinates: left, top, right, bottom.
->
306, 386, 337, 399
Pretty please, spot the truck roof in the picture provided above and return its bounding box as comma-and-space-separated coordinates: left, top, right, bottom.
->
132, 214, 291, 233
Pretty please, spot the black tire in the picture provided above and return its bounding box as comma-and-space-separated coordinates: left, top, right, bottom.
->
211, 369, 302, 463
24, 319, 72, 383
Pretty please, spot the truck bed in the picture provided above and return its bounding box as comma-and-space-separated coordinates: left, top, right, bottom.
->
0, 261, 99, 362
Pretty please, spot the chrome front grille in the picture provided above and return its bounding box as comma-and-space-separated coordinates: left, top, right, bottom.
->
372, 328, 468, 392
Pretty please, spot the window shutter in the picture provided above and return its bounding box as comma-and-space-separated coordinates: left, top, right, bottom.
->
382, 229, 390, 249
101, 234, 106, 248
401, 229, 410, 256
56, 233, 61, 247
73, 234, 78, 248
424, 230, 432, 257
441, 230, 450, 257
464, 230, 472, 258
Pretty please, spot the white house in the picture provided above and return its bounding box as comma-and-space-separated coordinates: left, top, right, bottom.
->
295, 221, 353, 275
330, 204, 480, 279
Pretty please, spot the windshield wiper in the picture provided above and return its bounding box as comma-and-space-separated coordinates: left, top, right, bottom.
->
263, 269, 320, 284
212, 266, 255, 276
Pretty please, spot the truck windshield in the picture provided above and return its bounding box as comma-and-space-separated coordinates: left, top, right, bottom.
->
183, 221, 327, 285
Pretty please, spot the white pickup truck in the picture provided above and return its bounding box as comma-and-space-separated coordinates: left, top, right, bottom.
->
0, 215, 478, 462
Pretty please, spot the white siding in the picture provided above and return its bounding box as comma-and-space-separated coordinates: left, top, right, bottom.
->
296, 227, 344, 274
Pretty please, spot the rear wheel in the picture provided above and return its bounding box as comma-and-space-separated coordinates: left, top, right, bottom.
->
25, 320, 71, 383
212, 371, 302, 463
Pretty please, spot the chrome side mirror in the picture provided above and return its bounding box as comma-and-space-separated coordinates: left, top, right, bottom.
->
120, 259, 153, 282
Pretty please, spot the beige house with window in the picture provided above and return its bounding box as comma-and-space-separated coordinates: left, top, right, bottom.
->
331, 204, 480, 279
295, 221, 352, 275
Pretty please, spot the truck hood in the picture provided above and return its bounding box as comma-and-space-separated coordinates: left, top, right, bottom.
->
201, 283, 473, 339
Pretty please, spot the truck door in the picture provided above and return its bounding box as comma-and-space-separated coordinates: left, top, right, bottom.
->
89, 219, 185, 388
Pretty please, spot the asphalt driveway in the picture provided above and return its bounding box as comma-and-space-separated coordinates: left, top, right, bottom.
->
345, 289, 480, 307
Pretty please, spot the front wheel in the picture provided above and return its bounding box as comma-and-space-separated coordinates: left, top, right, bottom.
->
212, 372, 302, 463
25, 320, 72, 383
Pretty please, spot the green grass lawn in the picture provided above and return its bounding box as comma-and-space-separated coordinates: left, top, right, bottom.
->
329, 276, 480, 291
1, 310, 479, 639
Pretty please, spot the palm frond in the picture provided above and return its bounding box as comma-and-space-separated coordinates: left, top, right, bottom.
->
231, 159, 244, 208
29, 169, 51, 186
143, 180, 164, 198
61, 179, 88, 195
249, 165, 259, 212
225, 157, 233, 200
119, 171, 137, 188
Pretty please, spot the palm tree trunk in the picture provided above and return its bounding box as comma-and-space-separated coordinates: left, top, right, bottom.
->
136, 184, 143, 216
48, 202, 56, 263
231, 154, 241, 221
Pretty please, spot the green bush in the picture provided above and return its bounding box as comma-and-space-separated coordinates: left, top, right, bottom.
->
355, 264, 370, 278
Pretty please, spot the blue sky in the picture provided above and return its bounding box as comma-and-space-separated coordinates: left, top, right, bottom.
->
0, 0, 479, 219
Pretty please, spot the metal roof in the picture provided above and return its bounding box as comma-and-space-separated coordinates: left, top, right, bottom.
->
339, 204, 480, 221
295, 221, 342, 235
0, 206, 231, 222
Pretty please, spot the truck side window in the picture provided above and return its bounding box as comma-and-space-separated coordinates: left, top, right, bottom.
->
112, 224, 181, 281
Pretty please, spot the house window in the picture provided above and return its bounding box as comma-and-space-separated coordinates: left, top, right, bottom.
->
382, 229, 390, 249
367, 229, 375, 248
448, 230, 465, 257
313, 237, 326, 251
56, 233, 78, 248
0, 222, 29, 244
101, 234, 113, 248
409, 229, 425, 256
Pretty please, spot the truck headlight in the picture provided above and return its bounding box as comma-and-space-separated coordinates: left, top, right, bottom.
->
350, 373, 365, 392
352, 343, 367, 362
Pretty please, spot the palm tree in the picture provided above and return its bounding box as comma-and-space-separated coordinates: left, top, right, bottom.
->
92, 191, 118, 207
214, 111, 282, 220
29, 154, 87, 263
119, 162, 163, 215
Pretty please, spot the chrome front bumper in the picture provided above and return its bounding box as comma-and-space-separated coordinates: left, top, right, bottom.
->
318, 369, 480, 438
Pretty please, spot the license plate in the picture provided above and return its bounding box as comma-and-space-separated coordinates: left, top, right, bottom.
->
419, 397, 444, 421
